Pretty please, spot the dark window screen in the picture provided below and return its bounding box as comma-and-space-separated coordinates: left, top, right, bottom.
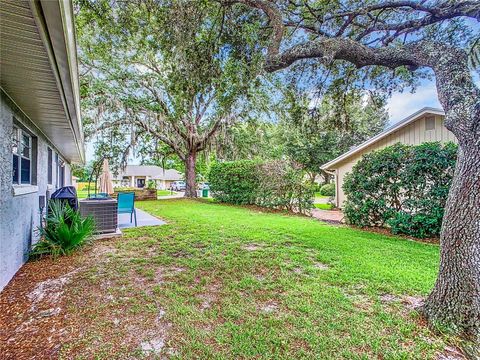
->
47, 148, 53, 184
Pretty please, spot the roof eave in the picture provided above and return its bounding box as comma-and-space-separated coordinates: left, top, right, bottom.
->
30, 0, 85, 164
320, 107, 445, 170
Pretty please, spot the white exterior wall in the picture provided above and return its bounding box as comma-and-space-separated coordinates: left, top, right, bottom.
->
0, 93, 73, 291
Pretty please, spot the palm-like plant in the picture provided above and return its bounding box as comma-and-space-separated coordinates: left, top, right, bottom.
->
31, 200, 95, 258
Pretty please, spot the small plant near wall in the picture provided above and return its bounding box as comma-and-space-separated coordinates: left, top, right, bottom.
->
146, 180, 157, 189
30, 201, 95, 258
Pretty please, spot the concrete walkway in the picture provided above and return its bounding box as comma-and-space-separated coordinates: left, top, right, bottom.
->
118, 208, 166, 229
311, 208, 344, 224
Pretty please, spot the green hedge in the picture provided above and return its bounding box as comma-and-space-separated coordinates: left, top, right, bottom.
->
343, 142, 457, 238
319, 183, 335, 197
208, 160, 259, 205
208, 160, 314, 213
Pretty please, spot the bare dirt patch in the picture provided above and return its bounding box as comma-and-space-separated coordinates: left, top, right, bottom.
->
380, 294, 424, 310
312, 262, 329, 270
27, 268, 82, 312
436, 345, 468, 359
242, 243, 264, 251
0, 256, 83, 359
260, 301, 279, 314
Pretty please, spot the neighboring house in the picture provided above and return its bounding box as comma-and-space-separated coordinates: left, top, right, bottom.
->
112, 165, 183, 190
321, 108, 456, 208
0, 0, 84, 290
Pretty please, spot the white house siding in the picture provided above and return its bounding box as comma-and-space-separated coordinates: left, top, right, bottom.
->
0, 92, 72, 290
333, 114, 456, 208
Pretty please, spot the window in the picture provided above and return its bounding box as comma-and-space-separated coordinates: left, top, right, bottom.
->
59, 165, 65, 187
425, 116, 436, 131
55, 152, 65, 188
47, 147, 53, 184
12, 126, 32, 184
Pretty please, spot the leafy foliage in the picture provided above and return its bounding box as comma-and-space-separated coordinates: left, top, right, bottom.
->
343, 142, 458, 238
209, 160, 314, 213
319, 183, 335, 197
208, 160, 259, 205
76, 0, 269, 195
31, 201, 95, 258
279, 90, 388, 182
255, 160, 315, 214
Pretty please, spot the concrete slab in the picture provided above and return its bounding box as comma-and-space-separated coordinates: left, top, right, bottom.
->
118, 208, 166, 229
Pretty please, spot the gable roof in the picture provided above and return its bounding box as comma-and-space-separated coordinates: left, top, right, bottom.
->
113, 165, 182, 180
320, 107, 445, 170
152, 169, 183, 181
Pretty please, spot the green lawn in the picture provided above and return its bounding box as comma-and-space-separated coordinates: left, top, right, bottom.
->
158, 189, 177, 196
76, 188, 93, 199
314, 192, 330, 199
314, 203, 334, 210
54, 199, 457, 358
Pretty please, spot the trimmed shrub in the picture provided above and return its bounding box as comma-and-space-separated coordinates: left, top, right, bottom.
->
343, 142, 457, 238
255, 160, 315, 213
208, 160, 314, 213
31, 201, 95, 258
319, 183, 335, 197
208, 160, 259, 205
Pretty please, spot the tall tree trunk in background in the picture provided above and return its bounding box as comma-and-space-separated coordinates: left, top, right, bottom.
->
184, 150, 198, 197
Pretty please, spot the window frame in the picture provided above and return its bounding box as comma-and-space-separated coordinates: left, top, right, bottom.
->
12, 126, 32, 185
55, 152, 65, 188
47, 147, 53, 185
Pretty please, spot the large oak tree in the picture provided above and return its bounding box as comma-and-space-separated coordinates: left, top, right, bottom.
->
77, 0, 267, 196
231, 0, 480, 343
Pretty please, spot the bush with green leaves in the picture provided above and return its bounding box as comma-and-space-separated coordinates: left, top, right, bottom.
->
255, 160, 315, 213
209, 160, 314, 213
319, 183, 335, 197
343, 142, 457, 238
31, 201, 95, 258
147, 180, 156, 189
208, 160, 260, 205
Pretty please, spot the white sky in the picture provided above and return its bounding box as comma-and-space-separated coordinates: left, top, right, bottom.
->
386, 79, 441, 124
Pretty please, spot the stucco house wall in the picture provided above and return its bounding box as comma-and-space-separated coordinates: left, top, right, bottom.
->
0, 93, 73, 290
322, 109, 457, 208
0, 0, 83, 291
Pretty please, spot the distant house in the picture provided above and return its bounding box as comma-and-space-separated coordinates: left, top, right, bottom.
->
0, 1, 84, 290
112, 165, 183, 190
321, 108, 457, 208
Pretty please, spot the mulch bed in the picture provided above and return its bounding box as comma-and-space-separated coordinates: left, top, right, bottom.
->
0, 255, 83, 359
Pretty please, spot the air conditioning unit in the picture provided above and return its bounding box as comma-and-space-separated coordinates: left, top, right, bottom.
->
79, 198, 118, 234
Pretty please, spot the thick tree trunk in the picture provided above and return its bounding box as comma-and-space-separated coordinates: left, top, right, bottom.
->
421, 143, 480, 343
419, 46, 480, 345
184, 150, 198, 197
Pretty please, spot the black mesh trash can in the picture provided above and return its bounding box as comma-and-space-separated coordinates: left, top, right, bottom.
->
50, 186, 78, 211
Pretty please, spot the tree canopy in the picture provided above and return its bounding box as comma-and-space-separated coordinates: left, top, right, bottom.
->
280, 90, 388, 182
76, 0, 270, 195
